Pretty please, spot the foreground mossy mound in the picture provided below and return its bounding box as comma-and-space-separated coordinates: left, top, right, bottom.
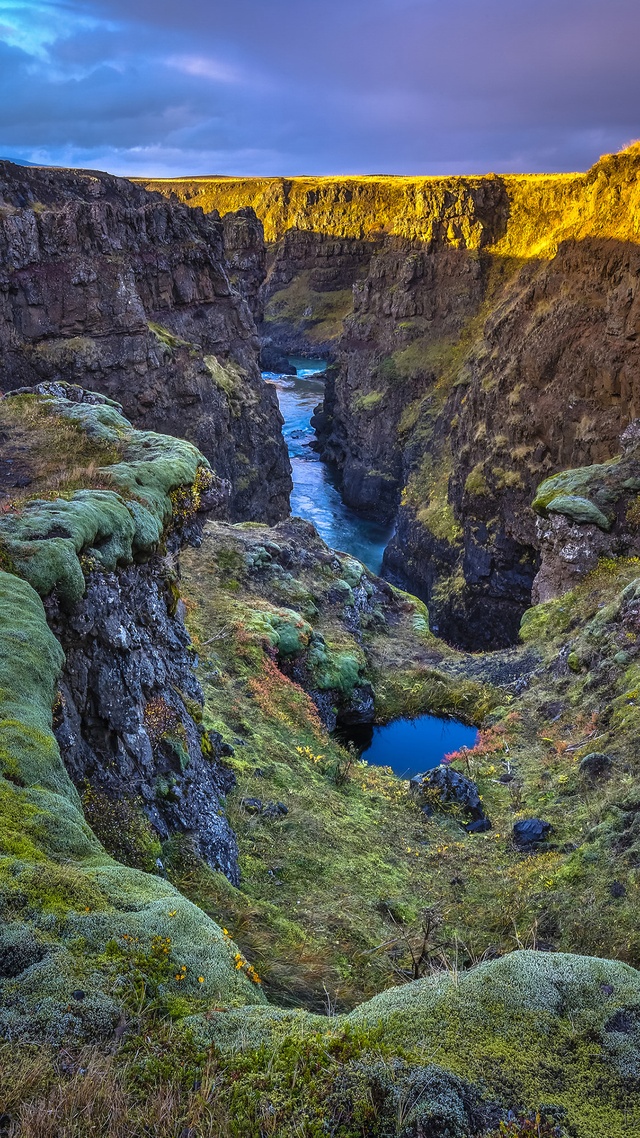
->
1, 950, 638, 1135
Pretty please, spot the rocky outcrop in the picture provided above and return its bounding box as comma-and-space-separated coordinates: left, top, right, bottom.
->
48, 557, 239, 881
0, 387, 269, 1040
411, 764, 491, 832
0, 385, 240, 879
0, 161, 291, 523
182, 514, 442, 732
220, 206, 265, 320
532, 421, 640, 602
147, 147, 640, 648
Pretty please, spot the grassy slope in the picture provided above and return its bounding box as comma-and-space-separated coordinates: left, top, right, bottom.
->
176, 518, 494, 1011
1, 391, 640, 1134
177, 518, 640, 982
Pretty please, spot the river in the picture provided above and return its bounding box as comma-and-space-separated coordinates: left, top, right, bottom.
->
264, 358, 394, 575
264, 358, 478, 772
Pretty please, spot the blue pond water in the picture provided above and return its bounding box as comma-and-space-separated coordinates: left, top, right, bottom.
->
345, 715, 479, 781
263, 359, 394, 575
265, 357, 477, 777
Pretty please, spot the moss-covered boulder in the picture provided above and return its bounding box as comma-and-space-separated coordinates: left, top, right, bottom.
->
533, 444, 640, 531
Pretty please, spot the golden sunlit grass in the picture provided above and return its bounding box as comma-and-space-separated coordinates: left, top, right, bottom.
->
0, 396, 121, 504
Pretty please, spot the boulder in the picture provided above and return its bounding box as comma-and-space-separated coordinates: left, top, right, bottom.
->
513, 817, 552, 849
260, 344, 296, 374
241, 797, 263, 814
240, 798, 288, 820
579, 751, 613, 780
411, 765, 491, 831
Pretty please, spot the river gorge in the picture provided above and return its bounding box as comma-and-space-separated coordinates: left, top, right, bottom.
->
1, 152, 640, 1136
264, 358, 393, 574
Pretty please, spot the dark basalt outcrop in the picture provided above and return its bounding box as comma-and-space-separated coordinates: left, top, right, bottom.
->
221, 206, 266, 320
411, 764, 491, 831
0, 160, 291, 524
48, 558, 239, 882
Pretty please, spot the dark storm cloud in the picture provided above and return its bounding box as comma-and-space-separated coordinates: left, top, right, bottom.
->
1, 0, 640, 174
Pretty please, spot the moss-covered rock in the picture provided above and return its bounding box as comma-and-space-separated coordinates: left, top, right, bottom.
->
0, 392, 269, 1040
533, 448, 640, 531
0, 390, 211, 606
0, 566, 264, 1040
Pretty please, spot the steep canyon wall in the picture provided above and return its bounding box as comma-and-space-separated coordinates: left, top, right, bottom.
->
144, 148, 640, 646
0, 162, 290, 523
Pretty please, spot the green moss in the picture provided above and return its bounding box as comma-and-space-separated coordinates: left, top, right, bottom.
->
0, 392, 210, 606
248, 607, 313, 656
533, 452, 640, 529
548, 494, 611, 529
307, 643, 363, 694
351, 390, 384, 411
148, 321, 194, 352
392, 336, 458, 380
406, 454, 463, 544
464, 463, 490, 497
204, 354, 247, 411
265, 274, 353, 342
374, 665, 497, 723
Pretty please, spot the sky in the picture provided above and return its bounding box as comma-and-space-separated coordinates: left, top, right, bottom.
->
1, 0, 640, 177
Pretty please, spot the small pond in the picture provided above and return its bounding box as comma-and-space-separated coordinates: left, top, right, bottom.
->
341, 714, 479, 781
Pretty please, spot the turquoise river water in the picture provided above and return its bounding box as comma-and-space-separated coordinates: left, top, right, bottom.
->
264, 359, 478, 775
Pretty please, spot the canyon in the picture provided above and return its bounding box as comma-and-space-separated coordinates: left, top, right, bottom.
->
0, 161, 290, 524
144, 146, 640, 647
0, 154, 640, 1136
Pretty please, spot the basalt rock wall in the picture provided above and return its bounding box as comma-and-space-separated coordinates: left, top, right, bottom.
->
143, 148, 640, 648
48, 556, 240, 882
0, 161, 291, 524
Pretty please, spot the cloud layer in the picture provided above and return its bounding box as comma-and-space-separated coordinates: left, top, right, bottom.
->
1, 0, 639, 176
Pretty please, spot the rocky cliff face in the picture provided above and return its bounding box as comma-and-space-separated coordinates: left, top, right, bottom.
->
145, 148, 640, 647
0, 384, 240, 880
0, 161, 291, 524
220, 206, 266, 320
48, 556, 240, 882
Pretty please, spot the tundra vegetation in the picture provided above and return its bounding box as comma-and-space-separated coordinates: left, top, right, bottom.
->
0, 386, 638, 1137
